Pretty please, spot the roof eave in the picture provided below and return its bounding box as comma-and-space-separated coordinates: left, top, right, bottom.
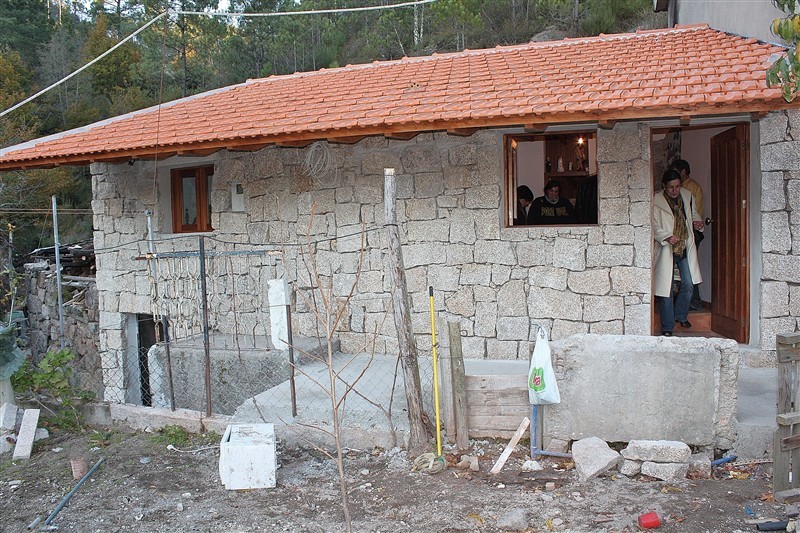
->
0, 99, 796, 172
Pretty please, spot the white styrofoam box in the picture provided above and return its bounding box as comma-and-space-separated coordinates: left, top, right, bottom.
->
219, 423, 276, 490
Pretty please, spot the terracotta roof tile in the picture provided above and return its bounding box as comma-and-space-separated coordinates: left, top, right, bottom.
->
0, 24, 796, 170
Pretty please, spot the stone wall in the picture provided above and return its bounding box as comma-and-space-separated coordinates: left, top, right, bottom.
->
759, 109, 800, 352
89, 124, 652, 392
23, 262, 102, 394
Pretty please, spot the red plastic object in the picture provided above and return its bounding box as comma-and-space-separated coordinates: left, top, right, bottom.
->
638, 512, 661, 529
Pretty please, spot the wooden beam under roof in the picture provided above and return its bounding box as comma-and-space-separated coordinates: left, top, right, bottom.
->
177, 148, 219, 157
327, 135, 365, 144
523, 123, 547, 133
385, 131, 419, 140
276, 140, 313, 148
227, 142, 270, 152
679, 115, 691, 126
750, 111, 768, 122
447, 127, 478, 136
598, 119, 616, 130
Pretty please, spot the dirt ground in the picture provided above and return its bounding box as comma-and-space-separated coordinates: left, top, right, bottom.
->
0, 425, 789, 533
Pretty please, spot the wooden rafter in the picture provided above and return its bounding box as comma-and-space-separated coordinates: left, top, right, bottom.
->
385, 131, 419, 140
523, 123, 547, 133
598, 119, 616, 130
447, 127, 478, 136
327, 135, 365, 144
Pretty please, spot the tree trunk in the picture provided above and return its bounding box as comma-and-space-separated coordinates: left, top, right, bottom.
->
384, 168, 428, 455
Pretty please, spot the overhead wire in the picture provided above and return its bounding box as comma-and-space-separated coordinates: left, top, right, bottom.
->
0, 0, 438, 119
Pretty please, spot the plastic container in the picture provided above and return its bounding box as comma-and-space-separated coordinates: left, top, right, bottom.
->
638, 512, 660, 528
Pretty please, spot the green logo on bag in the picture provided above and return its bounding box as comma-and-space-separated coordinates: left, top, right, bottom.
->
529, 367, 545, 392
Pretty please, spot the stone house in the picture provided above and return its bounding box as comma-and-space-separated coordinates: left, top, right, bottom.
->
0, 25, 798, 436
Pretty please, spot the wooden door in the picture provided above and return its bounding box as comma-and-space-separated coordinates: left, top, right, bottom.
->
710, 124, 749, 343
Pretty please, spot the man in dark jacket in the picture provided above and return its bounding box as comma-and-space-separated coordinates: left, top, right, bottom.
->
531, 180, 576, 225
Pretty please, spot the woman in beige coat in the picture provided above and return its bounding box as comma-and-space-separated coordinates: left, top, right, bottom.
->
653, 170, 704, 336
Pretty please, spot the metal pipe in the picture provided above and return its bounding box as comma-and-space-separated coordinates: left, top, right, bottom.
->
51, 196, 65, 350
198, 236, 212, 416
44, 457, 106, 525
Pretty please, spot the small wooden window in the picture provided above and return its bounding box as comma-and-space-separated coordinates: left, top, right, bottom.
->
171, 165, 214, 233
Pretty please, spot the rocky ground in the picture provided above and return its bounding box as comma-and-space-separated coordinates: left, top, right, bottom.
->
0, 425, 790, 532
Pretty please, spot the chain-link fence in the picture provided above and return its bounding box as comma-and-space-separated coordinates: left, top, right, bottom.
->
68, 233, 436, 436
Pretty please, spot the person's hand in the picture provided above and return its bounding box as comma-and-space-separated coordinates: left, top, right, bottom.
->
693, 220, 704, 230
666, 236, 678, 245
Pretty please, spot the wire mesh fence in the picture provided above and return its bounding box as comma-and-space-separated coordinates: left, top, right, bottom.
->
61, 233, 438, 435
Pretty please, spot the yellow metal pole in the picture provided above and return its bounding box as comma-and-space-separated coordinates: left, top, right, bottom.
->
428, 286, 442, 457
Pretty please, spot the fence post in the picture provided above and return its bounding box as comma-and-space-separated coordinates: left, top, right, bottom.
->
448, 322, 470, 450
198, 236, 212, 417
774, 333, 800, 495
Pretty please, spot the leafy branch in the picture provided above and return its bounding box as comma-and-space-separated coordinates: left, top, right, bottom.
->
768, 0, 800, 102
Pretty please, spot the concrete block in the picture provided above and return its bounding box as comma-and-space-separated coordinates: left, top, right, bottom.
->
219, 423, 277, 490
621, 440, 691, 463
571, 436, 620, 482
619, 459, 641, 477
0, 403, 18, 431
12, 409, 40, 460
641, 461, 688, 481
546, 336, 738, 448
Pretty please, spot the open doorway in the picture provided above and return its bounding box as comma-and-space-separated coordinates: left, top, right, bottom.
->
650, 123, 750, 343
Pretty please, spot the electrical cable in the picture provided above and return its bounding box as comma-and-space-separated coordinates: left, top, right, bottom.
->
0, 0, 438, 120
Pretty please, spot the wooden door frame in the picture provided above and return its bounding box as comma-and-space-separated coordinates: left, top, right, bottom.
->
648, 121, 751, 341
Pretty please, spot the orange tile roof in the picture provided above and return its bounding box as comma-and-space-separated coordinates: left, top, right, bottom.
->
0, 24, 794, 170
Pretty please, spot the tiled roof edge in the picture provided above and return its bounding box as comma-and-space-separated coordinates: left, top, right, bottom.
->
244, 24, 715, 86
0, 82, 247, 158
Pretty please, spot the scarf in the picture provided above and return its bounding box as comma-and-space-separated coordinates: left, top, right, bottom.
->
664, 190, 688, 256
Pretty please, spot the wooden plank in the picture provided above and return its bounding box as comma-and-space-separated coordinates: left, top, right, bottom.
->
777, 412, 800, 426
465, 375, 528, 390
468, 404, 531, 418
466, 390, 529, 406
440, 323, 455, 444
775, 428, 793, 493
450, 327, 469, 450
781, 434, 800, 451
490, 417, 531, 474
778, 361, 794, 415
778, 346, 800, 363
778, 333, 800, 345
468, 413, 531, 430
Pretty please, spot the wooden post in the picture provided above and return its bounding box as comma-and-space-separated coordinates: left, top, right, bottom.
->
384, 168, 428, 454
449, 321, 470, 450
775, 333, 800, 493
440, 321, 455, 444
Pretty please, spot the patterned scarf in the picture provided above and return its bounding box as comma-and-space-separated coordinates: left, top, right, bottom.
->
664, 190, 688, 256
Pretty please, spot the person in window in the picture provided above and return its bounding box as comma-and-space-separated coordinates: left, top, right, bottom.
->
653, 169, 704, 337
515, 185, 535, 225
531, 180, 576, 225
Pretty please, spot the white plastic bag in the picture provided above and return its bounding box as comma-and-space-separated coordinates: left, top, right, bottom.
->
528, 327, 560, 405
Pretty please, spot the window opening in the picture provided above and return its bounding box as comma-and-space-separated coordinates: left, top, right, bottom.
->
504, 132, 598, 227
171, 165, 214, 232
